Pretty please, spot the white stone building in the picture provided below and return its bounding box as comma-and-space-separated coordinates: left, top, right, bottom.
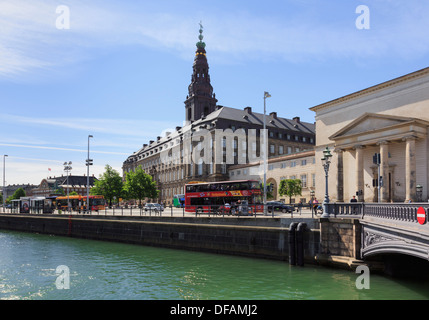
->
310, 67, 429, 203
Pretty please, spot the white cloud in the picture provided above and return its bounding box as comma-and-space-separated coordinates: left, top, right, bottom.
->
0, 114, 178, 140
2, 0, 429, 80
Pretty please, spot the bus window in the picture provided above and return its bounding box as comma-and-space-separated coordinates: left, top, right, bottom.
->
250, 182, 260, 190
187, 185, 196, 193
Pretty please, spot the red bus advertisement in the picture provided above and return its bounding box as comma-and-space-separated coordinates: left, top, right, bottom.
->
185, 180, 263, 215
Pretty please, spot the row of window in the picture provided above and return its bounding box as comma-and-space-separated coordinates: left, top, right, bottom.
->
268, 157, 315, 170
268, 130, 314, 144
228, 125, 314, 144
269, 145, 310, 156
279, 174, 316, 189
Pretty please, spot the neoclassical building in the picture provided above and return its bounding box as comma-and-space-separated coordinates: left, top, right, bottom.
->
122, 25, 315, 204
311, 67, 429, 203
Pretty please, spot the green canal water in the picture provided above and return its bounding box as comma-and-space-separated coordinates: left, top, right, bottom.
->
1, 230, 429, 300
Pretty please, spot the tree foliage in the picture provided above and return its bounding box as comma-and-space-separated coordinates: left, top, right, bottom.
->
279, 179, 302, 203
124, 166, 159, 206
91, 164, 124, 206
6, 187, 26, 204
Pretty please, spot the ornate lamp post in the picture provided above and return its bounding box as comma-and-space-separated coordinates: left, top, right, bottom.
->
321, 147, 332, 218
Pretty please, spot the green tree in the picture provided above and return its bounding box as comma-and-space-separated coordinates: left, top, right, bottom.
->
124, 166, 159, 206
279, 179, 302, 204
12, 187, 26, 199
91, 164, 124, 207
6, 187, 26, 204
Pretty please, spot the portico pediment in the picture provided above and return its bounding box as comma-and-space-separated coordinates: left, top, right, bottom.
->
330, 113, 429, 148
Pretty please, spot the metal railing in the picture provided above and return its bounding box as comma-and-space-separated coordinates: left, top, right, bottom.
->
326, 202, 429, 225
363, 202, 429, 224
0, 204, 301, 218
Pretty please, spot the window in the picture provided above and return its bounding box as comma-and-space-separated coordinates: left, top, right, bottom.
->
268, 164, 274, 171
270, 144, 275, 154
312, 173, 316, 188
290, 161, 296, 167
281, 162, 287, 169
301, 159, 307, 166
287, 147, 292, 154
279, 146, 284, 155
301, 174, 307, 188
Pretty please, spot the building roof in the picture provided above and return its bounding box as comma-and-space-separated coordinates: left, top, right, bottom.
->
310, 66, 429, 112
124, 105, 315, 164
44, 175, 97, 188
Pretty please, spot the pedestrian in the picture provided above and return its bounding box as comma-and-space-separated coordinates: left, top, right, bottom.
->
350, 196, 357, 202
312, 198, 319, 213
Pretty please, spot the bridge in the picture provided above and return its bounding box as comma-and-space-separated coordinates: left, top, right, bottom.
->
322, 202, 429, 274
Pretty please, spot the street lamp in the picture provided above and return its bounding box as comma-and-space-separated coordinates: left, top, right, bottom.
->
3, 155, 7, 213
86, 135, 93, 213
263, 91, 271, 215
321, 147, 332, 218
63, 161, 72, 212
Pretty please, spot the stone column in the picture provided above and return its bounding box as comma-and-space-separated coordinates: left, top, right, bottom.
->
355, 145, 365, 202
404, 136, 417, 202
378, 140, 389, 203
335, 149, 344, 202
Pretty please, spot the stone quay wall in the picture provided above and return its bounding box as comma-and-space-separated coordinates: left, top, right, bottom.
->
0, 214, 321, 264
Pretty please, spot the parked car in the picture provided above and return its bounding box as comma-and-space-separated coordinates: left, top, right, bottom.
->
266, 201, 293, 213
144, 203, 164, 212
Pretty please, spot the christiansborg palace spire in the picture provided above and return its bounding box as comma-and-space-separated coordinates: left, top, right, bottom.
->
184, 22, 217, 124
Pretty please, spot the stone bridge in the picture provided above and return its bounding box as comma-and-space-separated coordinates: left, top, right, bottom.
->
321, 203, 429, 274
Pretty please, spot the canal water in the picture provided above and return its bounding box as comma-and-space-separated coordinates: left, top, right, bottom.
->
1, 229, 429, 300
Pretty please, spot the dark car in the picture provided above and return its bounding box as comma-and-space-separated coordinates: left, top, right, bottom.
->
266, 201, 293, 213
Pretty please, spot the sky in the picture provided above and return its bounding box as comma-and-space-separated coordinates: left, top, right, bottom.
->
1, 0, 429, 186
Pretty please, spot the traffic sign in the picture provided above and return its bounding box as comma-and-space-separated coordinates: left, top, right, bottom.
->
417, 207, 426, 225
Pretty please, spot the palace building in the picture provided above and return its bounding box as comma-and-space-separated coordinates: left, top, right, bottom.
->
122, 24, 315, 205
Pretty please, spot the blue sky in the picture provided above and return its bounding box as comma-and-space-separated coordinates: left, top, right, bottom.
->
1, 0, 429, 186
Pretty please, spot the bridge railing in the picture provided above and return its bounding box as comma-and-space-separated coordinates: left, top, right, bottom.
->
326, 202, 364, 218
363, 203, 429, 224
327, 202, 429, 224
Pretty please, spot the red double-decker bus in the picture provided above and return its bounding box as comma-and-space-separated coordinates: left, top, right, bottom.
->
185, 180, 263, 215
